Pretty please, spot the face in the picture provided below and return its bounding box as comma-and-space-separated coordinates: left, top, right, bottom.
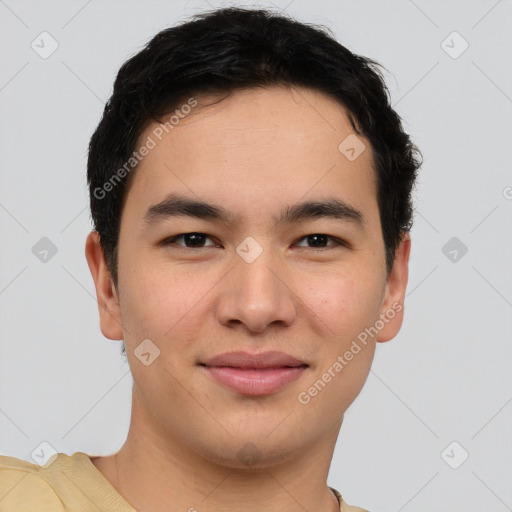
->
87, 85, 409, 469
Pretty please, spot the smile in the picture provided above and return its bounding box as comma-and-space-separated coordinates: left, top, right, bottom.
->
200, 351, 309, 396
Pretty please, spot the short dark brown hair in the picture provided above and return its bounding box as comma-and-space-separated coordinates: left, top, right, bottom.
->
87, 6, 422, 288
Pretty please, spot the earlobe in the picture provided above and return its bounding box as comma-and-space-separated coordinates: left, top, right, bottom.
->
376, 233, 411, 343
85, 231, 124, 340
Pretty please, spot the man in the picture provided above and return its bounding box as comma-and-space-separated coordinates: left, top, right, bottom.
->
0, 6, 421, 511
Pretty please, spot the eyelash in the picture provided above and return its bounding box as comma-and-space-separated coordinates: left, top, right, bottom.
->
160, 232, 347, 250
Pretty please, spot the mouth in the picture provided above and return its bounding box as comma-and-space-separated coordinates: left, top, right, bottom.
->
199, 351, 309, 396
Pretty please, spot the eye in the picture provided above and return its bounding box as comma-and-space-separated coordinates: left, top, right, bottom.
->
160, 232, 346, 251
161, 232, 218, 248
295, 234, 346, 249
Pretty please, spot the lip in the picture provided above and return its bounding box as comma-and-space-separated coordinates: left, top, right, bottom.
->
200, 351, 308, 396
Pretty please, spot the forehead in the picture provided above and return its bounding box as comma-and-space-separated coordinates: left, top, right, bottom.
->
122, 86, 378, 225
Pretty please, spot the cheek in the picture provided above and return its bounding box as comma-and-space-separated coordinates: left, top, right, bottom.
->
117, 252, 224, 351
296, 266, 384, 337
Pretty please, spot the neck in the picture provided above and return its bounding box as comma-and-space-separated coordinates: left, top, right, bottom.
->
102, 391, 343, 512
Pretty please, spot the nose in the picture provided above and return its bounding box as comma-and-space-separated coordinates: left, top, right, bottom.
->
215, 249, 297, 334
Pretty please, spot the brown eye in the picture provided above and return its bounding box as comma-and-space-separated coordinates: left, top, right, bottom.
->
295, 234, 345, 248
162, 232, 216, 248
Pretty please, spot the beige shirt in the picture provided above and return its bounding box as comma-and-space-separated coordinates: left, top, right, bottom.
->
0, 452, 369, 511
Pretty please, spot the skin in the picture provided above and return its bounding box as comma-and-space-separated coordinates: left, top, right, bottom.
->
85, 85, 410, 512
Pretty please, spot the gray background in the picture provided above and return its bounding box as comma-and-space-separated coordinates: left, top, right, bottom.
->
1, 0, 511, 511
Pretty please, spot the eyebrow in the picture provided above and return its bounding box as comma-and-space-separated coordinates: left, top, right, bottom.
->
144, 193, 365, 229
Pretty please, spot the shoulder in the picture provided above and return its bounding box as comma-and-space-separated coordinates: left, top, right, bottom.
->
0, 453, 65, 511
341, 504, 372, 512
330, 486, 371, 512
0, 452, 135, 512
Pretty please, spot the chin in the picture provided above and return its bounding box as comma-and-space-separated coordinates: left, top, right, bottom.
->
194, 436, 300, 471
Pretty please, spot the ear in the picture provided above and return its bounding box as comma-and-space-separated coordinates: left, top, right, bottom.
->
85, 230, 124, 340
376, 233, 411, 343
